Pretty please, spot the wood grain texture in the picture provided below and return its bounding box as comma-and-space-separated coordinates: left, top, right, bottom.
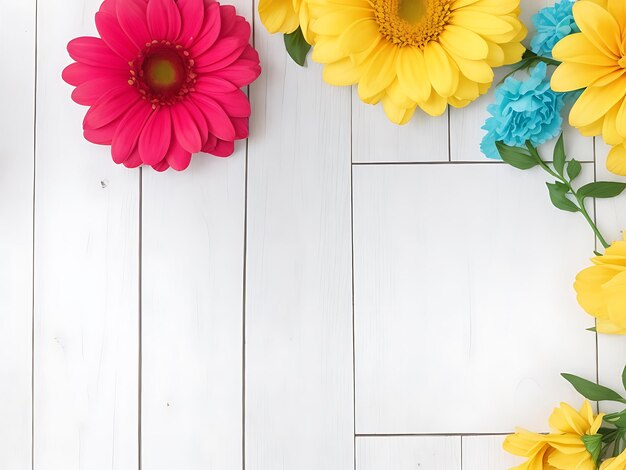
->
140, 0, 251, 466
356, 436, 461, 470
34, 1, 139, 468
141, 156, 246, 469
353, 163, 597, 434
0, 1, 35, 468
595, 140, 626, 409
352, 89, 449, 163
462, 435, 521, 470
246, 23, 354, 470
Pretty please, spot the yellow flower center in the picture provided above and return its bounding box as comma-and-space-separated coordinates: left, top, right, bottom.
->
372, 0, 452, 48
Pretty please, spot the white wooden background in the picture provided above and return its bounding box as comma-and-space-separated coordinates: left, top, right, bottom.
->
1, 0, 624, 468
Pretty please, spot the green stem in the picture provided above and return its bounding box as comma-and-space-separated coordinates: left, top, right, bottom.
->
526, 143, 611, 250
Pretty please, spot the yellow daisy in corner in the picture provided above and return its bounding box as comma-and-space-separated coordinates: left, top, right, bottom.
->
305, 0, 527, 124
550, 0, 626, 176
259, 0, 313, 43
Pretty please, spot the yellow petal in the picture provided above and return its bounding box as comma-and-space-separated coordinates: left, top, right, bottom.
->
551, 62, 619, 92
552, 33, 618, 66
607, 143, 626, 176
396, 47, 431, 103
259, 0, 299, 34
424, 41, 459, 97
569, 76, 626, 127
439, 25, 489, 60
358, 42, 398, 100
573, 1, 622, 59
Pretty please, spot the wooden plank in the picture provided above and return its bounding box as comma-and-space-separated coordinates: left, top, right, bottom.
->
353, 163, 597, 434
34, 1, 139, 468
449, 0, 593, 163
140, 0, 251, 466
356, 436, 461, 470
595, 140, 626, 409
141, 152, 246, 469
352, 89, 449, 163
462, 435, 520, 470
0, 0, 36, 468
246, 25, 354, 470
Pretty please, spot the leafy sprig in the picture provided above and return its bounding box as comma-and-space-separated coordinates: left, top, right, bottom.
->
283, 27, 311, 66
496, 135, 626, 250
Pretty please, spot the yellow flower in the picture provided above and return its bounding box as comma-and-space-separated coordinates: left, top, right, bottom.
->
306, 0, 526, 124
259, 0, 313, 43
504, 402, 604, 470
574, 235, 626, 335
550, 0, 626, 176
601, 451, 626, 470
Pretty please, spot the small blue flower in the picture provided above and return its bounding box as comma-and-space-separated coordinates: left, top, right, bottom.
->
481, 62, 565, 160
531, 0, 579, 57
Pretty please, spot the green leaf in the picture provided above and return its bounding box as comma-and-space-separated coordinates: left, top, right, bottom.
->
567, 159, 582, 181
604, 409, 626, 429
547, 182, 579, 213
578, 181, 626, 200
553, 134, 566, 177
562, 373, 626, 403
496, 142, 539, 170
582, 434, 603, 465
284, 27, 311, 67
622, 365, 626, 392
586, 326, 597, 332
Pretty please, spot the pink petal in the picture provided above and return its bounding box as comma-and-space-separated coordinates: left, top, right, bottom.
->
95, 12, 138, 60
202, 132, 218, 153
177, 0, 204, 47
188, 2, 221, 56
116, 0, 151, 49
83, 85, 140, 129
209, 139, 234, 157
209, 60, 260, 87
62, 62, 126, 86
72, 76, 128, 106
194, 76, 238, 94
231, 117, 249, 139
191, 94, 235, 141
122, 147, 143, 168
99, 0, 117, 15
165, 137, 193, 171
147, 0, 181, 41
111, 100, 154, 163
67, 37, 127, 69
180, 99, 210, 146
152, 159, 171, 172
171, 104, 202, 153
195, 36, 247, 73
84, 117, 121, 145
217, 5, 237, 37
205, 89, 250, 118
139, 106, 172, 165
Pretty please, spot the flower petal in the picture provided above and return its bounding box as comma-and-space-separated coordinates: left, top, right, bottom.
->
171, 104, 202, 153
67, 37, 127, 69
165, 137, 193, 171
72, 76, 128, 106
111, 100, 154, 163
116, 0, 151, 49
95, 12, 138, 60
189, 2, 222, 56
177, 0, 205, 47
192, 94, 236, 141
83, 85, 139, 129
147, 0, 182, 41
139, 106, 172, 165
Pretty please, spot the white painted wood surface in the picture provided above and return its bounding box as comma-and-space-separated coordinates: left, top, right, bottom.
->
0, 1, 35, 469
353, 163, 597, 434
357, 436, 461, 470
463, 436, 521, 470
246, 21, 354, 469
34, 1, 139, 468
1, 0, 624, 469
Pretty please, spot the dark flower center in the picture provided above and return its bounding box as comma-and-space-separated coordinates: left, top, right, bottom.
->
129, 41, 197, 107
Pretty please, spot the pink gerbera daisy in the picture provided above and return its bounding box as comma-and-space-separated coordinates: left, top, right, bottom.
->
62, 0, 261, 171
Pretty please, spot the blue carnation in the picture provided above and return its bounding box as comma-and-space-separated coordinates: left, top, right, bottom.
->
481, 62, 564, 160
531, 0, 579, 57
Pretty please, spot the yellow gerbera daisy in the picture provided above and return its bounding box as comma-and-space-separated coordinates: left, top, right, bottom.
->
259, 0, 313, 43
305, 0, 526, 124
550, 0, 626, 176
504, 402, 604, 470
